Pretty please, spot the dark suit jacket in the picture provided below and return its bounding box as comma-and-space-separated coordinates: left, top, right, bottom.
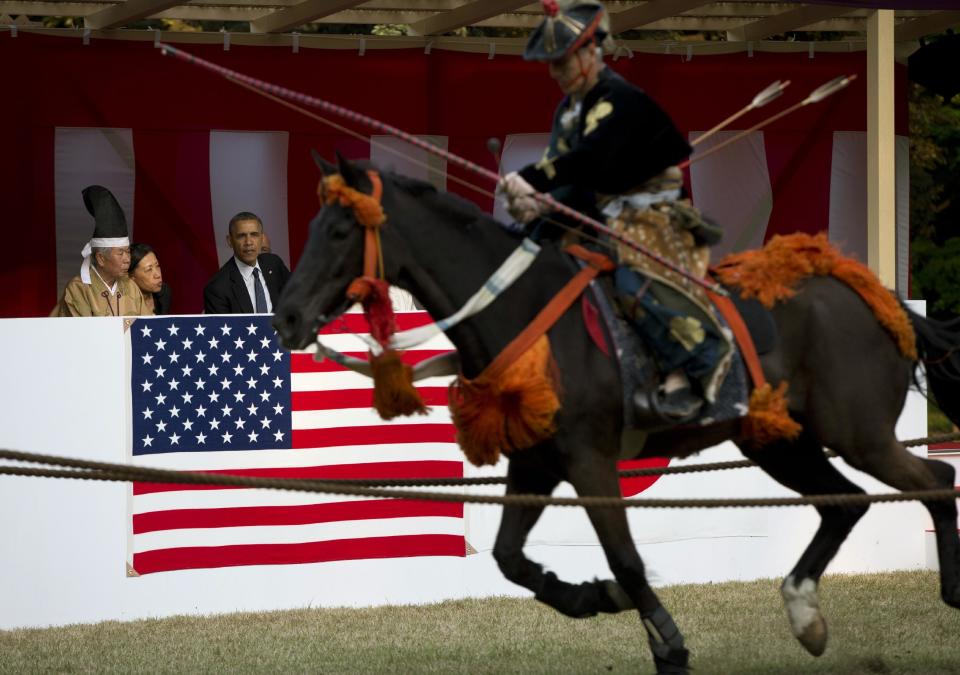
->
203, 253, 291, 314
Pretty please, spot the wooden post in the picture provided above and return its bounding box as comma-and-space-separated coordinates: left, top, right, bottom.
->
867, 10, 897, 289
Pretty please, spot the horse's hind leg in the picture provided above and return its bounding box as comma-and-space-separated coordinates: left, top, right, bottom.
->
740, 430, 869, 657
493, 450, 633, 619
569, 456, 690, 675
842, 438, 960, 608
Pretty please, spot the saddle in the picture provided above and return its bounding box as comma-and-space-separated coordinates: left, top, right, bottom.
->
578, 264, 777, 456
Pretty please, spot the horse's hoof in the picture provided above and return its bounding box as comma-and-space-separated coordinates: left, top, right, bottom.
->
781, 575, 828, 657
796, 614, 828, 656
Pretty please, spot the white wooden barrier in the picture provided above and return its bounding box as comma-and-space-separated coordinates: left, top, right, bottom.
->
0, 307, 933, 630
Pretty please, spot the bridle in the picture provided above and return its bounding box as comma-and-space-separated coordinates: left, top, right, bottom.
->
319, 170, 387, 307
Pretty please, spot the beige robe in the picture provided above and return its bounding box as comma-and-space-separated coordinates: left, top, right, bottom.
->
141, 292, 157, 316
51, 273, 147, 317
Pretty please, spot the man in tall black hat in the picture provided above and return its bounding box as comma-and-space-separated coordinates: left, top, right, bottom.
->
497, 0, 728, 421
51, 185, 147, 317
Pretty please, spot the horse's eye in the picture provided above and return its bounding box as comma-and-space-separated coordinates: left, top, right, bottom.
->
328, 216, 353, 240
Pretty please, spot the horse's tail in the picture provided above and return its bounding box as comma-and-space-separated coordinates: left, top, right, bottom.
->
905, 304, 960, 427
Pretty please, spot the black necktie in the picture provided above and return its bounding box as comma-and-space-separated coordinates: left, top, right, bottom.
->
252, 268, 268, 313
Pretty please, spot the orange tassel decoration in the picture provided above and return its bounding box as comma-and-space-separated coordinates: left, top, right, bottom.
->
449, 335, 560, 467
351, 277, 427, 421
744, 382, 802, 448
370, 349, 428, 420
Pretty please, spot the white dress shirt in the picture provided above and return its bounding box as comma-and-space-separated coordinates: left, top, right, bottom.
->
234, 257, 272, 313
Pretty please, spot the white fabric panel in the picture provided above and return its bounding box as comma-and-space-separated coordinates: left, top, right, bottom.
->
829, 132, 910, 290
828, 131, 868, 261
688, 130, 772, 258
493, 133, 551, 225
895, 135, 910, 297
54, 127, 135, 296
370, 135, 448, 191
209, 131, 290, 268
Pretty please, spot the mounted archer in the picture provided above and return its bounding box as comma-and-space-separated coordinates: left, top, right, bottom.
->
498, 0, 727, 421
260, 7, 960, 673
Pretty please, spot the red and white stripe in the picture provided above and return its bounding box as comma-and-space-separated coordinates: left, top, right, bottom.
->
130, 313, 465, 575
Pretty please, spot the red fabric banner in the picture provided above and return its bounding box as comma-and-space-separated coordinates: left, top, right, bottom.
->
0, 33, 907, 317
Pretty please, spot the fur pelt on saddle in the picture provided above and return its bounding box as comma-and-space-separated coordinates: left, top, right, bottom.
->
713, 232, 916, 360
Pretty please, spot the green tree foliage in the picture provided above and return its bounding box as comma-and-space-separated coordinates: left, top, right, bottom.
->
910, 83, 960, 316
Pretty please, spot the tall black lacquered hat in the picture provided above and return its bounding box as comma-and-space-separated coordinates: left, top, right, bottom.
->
79, 185, 130, 283
82, 185, 129, 239
523, 0, 607, 62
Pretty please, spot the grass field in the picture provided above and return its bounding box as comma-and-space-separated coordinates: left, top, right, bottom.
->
3, 570, 959, 674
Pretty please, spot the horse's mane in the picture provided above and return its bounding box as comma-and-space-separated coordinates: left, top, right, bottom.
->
387, 170, 523, 241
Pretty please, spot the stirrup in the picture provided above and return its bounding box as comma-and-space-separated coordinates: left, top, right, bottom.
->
632, 387, 702, 431
658, 387, 703, 420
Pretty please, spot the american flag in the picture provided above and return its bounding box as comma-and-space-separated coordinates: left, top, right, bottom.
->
128, 313, 465, 575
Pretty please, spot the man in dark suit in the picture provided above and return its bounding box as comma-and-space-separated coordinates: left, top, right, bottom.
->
203, 212, 291, 314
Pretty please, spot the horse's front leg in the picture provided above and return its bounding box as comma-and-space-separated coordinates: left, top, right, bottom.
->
569, 455, 690, 675
493, 448, 631, 618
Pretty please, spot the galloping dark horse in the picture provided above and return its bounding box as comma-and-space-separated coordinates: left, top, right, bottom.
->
273, 155, 960, 674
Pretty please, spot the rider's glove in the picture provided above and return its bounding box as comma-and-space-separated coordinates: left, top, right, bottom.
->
497, 172, 546, 224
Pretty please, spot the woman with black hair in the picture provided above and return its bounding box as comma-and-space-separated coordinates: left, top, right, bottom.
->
128, 243, 172, 315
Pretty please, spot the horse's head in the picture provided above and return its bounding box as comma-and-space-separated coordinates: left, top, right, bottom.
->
273, 152, 371, 350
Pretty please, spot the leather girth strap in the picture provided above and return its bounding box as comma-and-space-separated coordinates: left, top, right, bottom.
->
705, 288, 767, 389
480, 245, 616, 383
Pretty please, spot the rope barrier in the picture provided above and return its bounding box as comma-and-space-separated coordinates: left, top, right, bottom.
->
2, 438, 959, 509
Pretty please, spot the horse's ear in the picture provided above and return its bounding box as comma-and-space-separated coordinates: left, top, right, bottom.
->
311, 149, 337, 177
335, 151, 364, 189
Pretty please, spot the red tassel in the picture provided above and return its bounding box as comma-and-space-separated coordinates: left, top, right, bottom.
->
351, 277, 395, 348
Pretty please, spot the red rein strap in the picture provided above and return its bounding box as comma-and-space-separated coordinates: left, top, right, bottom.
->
481, 245, 615, 383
